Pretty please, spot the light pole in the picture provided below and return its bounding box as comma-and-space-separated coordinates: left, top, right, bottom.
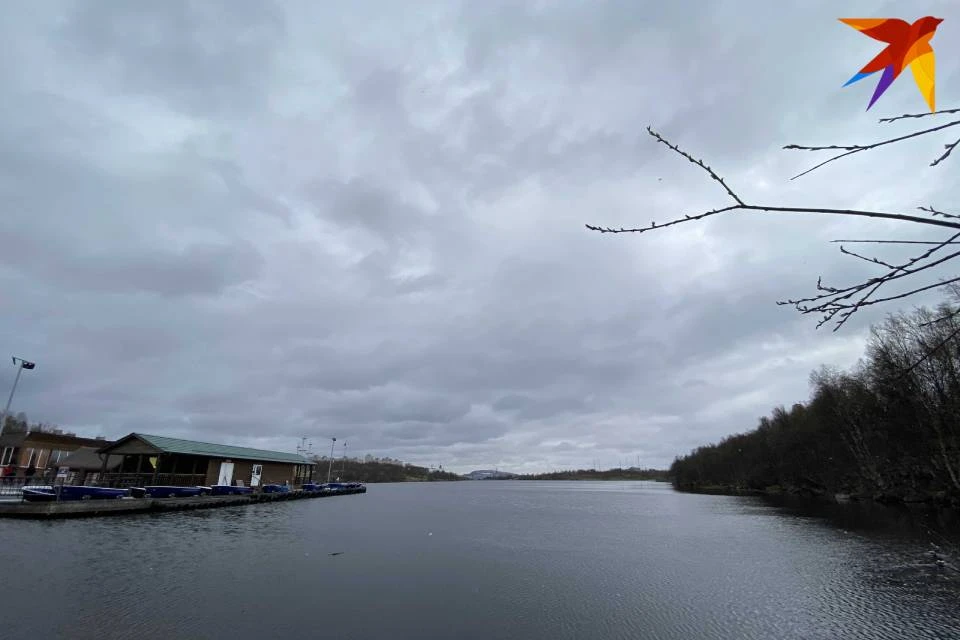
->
326, 436, 336, 483
339, 441, 347, 480
0, 357, 35, 437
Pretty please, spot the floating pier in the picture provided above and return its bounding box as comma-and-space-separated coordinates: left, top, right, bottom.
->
0, 485, 367, 520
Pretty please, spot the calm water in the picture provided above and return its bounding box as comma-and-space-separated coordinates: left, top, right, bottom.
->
1, 481, 958, 639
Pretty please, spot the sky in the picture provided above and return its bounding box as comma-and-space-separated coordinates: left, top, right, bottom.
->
1, 1, 959, 473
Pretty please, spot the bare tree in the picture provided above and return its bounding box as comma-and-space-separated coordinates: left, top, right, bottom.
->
587, 108, 960, 371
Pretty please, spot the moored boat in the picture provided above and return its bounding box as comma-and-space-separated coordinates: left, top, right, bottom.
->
143, 485, 205, 498
261, 483, 290, 494
210, 485, 253, 496
59, 486, 128, 500
21, 485, 127, 501
21, 487, 56, 502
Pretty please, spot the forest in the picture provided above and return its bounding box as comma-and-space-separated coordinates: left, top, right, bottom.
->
515, 467, 670, 481
324, 457, 463, 483
670, 297, 960, 507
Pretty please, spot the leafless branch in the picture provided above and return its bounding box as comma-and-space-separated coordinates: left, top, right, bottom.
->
838, 245, 897, 269
919, 206, 960, 221
879, 107, 960, 123
783, 118, 960, 179
586, 130, 960, 237
830, 239, 960, 245
932, 136, 960, 167
919, 306, 960, 328
778, 234, 960, 330
588, 122, 960, 334
896, 323, 960, 380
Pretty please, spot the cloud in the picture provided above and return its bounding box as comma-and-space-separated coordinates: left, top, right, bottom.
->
1, 0, 959, 473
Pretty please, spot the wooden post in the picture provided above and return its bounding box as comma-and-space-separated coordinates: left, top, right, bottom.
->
99, 451, 108, 485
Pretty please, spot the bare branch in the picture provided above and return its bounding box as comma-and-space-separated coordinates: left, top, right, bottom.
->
586, 129, 960, 236
784, 118, 960, 179
932, 136, 960, 167
838, 245, 897, 269
777, 231, 960, 330
894, 322, 960, 380
589, 124, 960, 335
830, 239, 960, 245
879, 107, 960, 123
919, 206, 960, 221
919, 306, 960, 328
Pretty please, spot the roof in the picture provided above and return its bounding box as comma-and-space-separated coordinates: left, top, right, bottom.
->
0, 431, 110, 449
59, 447, 122, 471
111, 433, 310, 465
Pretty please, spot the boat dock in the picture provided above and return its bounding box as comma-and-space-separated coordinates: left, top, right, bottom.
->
0, 485, 367, 520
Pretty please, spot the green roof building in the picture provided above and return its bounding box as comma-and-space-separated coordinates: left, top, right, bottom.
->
97, 433, 314, 488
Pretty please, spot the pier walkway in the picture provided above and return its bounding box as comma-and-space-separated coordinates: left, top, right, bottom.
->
0, 485, 366, 520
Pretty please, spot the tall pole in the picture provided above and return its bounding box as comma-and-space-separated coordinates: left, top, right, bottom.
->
326, 436, 336, 483
0, 357, 35, 437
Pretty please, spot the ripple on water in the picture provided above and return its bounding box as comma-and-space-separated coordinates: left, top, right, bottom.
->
0, 483, 958, 640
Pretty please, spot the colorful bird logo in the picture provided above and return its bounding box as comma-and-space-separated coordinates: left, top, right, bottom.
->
840, 17, 943, 112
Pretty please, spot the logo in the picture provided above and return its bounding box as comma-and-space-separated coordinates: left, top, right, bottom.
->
840, 17, 943, 112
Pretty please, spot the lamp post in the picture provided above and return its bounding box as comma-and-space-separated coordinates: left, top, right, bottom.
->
0, 357, 35, 437
326, 436, 336, 483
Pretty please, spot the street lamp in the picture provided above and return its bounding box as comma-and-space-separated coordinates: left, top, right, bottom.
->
326, 436, 336, 483
0, 357, 35, 437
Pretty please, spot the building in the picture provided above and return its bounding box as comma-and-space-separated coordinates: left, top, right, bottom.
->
0, 429, 112, 480
96, 433, 314, 488
58, 446, 123, 486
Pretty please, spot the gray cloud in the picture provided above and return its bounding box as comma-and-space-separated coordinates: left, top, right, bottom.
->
1, 0, 959, 472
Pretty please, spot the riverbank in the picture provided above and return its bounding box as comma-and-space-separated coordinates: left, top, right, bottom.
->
673, 483, 960, 509
670, 303, 960, 512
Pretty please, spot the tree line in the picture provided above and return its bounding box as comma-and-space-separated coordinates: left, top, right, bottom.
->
515, 467, 670, 481
670, 296, 960, 506
323, 458, 463, 483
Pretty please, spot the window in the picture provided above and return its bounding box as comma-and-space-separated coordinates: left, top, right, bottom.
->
0, 448, 12, 465
25, 448, 35, 466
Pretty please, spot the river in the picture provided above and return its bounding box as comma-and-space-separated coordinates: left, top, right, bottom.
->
1, 481, 957, 639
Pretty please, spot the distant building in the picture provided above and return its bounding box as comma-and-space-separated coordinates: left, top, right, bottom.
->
97, 433, 314, 488
0, 430, 111, 479
464, 469, 517, 480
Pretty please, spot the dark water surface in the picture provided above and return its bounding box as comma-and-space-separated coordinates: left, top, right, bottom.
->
1, 481, 958, 639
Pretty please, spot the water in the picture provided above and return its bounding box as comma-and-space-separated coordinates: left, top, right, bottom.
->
1, 481, 958, 639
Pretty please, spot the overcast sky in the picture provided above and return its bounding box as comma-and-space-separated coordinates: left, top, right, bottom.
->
1, 1, 958, 473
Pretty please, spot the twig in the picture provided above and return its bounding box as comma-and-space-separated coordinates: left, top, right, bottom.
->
784, 118, 960, 180
919, 306, 960, 328
879, 107, 960, 123
932, 136, 960, 167
895, 322, 960, 380
838, 245, 897, 269
918, 206, 960, 221
830, 239, 960, 245
779, 233, 960, 329
587, 129, 960, 236
590, 126, 960, 333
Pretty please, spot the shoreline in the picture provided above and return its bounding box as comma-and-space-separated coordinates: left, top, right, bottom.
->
672, 483, 960, 509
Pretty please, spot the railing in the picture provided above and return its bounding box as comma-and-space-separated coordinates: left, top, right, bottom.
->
0, 475, 68, 498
